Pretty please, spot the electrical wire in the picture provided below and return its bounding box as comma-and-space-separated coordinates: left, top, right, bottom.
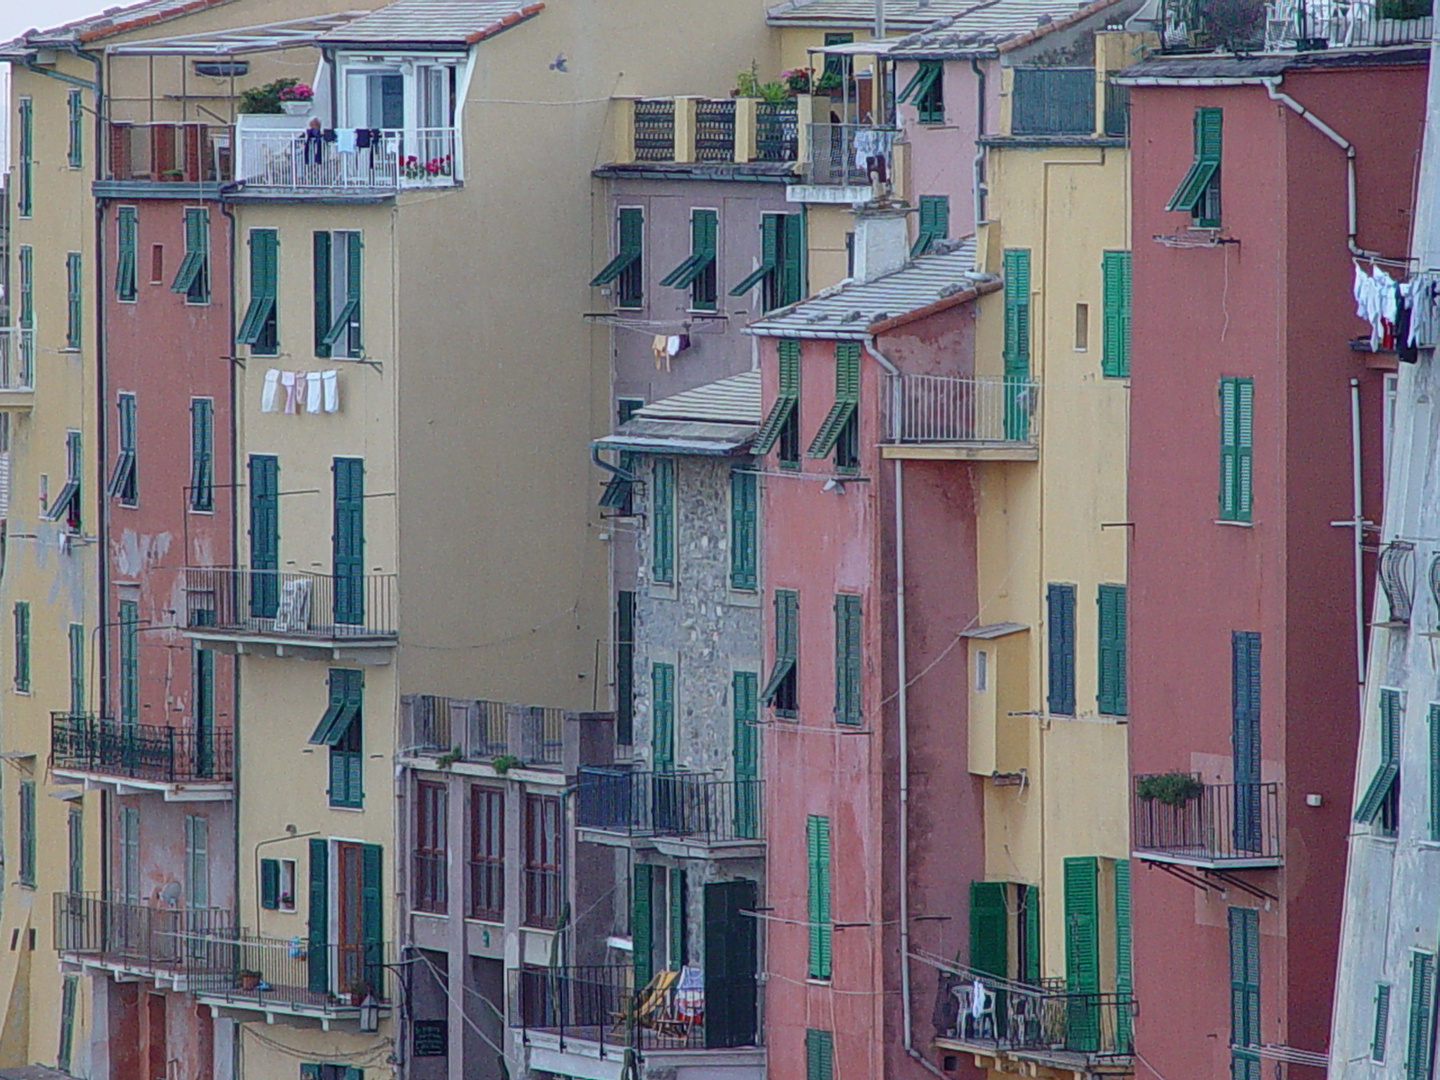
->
240, 1025, 392, 1066
413, 949, 513, 1065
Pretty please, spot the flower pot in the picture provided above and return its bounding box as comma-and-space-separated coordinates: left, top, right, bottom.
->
281, 101, 312, 117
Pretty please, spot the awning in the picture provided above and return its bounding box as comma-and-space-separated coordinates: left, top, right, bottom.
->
960, 622, 1028, 640
105, 13, 367, 56
593, 419, 756, 456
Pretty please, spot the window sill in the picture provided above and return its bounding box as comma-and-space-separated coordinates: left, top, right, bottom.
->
327, 803, 365, 812
726, 589, 762, 609
188, 507, 216, 516
649, 581, 678, 602
117, 298, 138, 305
184, 300, 213, 308
1214, 519, 1254, 528
12, 690, 30, 697
59, 348, 80, 355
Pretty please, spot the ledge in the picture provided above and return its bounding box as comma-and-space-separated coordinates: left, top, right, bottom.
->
881, 443, 1038, 461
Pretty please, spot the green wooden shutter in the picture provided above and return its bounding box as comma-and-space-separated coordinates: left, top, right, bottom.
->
652, 662, 675, 772
17, 98, 32, 217
67, 806, 83, 895
652, 458, 675, 584
968, 881, 1008, 977
753, 340, 800, 455
1430, 705, 1440, 841
833, 594, 861, 725
1097, 584, 1127, 715
633, 863, 654, 987
313, 231, 333, 358
730, 470, 757, 590
1374, 982, 1392, 1062
1232, 632, 1262, 849
362, 843, 383, 990
332, 457, 365, 625
58, 975, 77, 1073
18, 247, 32, 330
1408, 951, 1436, 1080
733, 671, 760, 839
703, 878, 759, 1048
249, 455, 280, 617
1063, 856, 1099, 993
1047, 584, 1076, 715
69, 622, 85, 715
616, 591, 635, 745
67, 89, 83, 168
1115, 859, 1133, 1047
806, 1029, 835, 1080
346, 232, 363, 354
917, 62, 944, 123
301, 1066, 322, 1080
307, 837, 329, 993
14, 602, 29, 693
780, 213, 805, 308
1022, 884, 1041, 984
732, 214, 781, 297
617, 208, 644, 308
1168, 107, 1222, 215
195, 646, 215, 777
261, 857, 281, 910
1220, 377, 1254, 522
191, 399, 213, 511
1228, 907, 1261, 1079
1003, 249, 1032, 440
238, 230, 278, 352
809, 343, 859, 458
693, 209, 718, 310
912, 196, 949, 256
19, 780, 35, 887
116, 207, 138, 301
668, 867, 686, 970
807, 815, 832, 979
1102, 251, 1131, 377
66, 252, 83, 350
120, 599, 139, 725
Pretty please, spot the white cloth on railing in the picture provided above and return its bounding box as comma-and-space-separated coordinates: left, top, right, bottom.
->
851, 127, 895, 171
674, 965, 705, 1022
1354, 262, 1400, 350
335, 128, 357, 154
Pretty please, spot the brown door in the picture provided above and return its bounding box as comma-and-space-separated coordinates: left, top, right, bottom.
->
336, 842, 364, 995
146, 993, 167, 1080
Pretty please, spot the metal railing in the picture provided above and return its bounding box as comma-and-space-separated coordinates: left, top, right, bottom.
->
184, 567, 397, 641
236, 125, 458, 191
1011, 68, 1096, 136
521, 707, 565, 765
805, 123, 898, 185
0, 328, 34, 392
633, 100, 676, 161
54, 893, 234, 971
942, 966, 1133, 1058
577, 768, 763, 843
694, 99, 736, 161
513, 963, 759, 1051
185, 932, 393, 1011
1132, 776, 1282, 863
1263, 0, 1432, 47
52, 713, 233, 784
106, 120, 231, 183
400, 697, 566, 765
755, 101, 799, 163
884, 373, 1040, 446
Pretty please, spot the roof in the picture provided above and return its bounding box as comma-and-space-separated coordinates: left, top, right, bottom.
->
1114, 46, 1428, 82
593, 370, 761, 455
316, 0, 543, 47
959, 621, 1028, 639
1, 0, 234, 52
769, 0, 989, 29
746, 237, 990, 338
883, 0, 1138, 58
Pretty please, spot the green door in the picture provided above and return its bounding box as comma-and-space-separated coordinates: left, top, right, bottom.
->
704, 879, 758, 1048
1064, 856, 1100, 1051
307, 837, 329, 993
332, 458, 365, 625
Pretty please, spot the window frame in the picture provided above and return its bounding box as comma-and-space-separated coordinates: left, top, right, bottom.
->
729, 469, 758, 591
1166, 107, 1222, 228
237, 228, 279, 355
65, 252, 83, 351
190, 398, 214, 512
116, 206, 139, 303
659, 208, 719, 312
651, 457, 676, 585
523, 794, 562, 929
833, 593, 861, 725
808, 342, 860, 470
762, 589, 800, 718
172, 207, 211, 305
591, 207, 644, 308
108, 393, 138, 506
911, 195, 949, 257
414, 780, 448, 914
1218, 376, 1254, 523
469, 785, 505, 922
754, 340, 801, 468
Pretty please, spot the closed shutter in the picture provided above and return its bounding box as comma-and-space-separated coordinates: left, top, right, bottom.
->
1374, 982, 1392, 1062
968, 881, 1008, 977
261, 858, 281, 910
1063, 856, 1099, 993
18, 781, 35, 887
69, 623, 85, 715
1022, 884, 1041, 984
332, 457, 365, 625
66, 252, 82, 349
1115, 859, 1133, 1047
633, 863, 654, 987
780, 213, 805, 308
17, 99, 31, 217
67, 90, 83, 168
249, 455, 280, 617
119, 806, 139, 903
833, 594, 862, 724
1047, 584, 1076, 715
730, 470, 757, 590
1003, 249, 1031, 440
1408, 951, 1436, 1080
652, 458, 675, 584
1430, 704, 1440, 841
704, 878, 758, 1048
617, 208, 644, 308
1232, 632, 1262, 851
308, 837, 330, 993
58, 975, 77, 1073
313, 231, 332, 358
13, 602, 28, 693
807, 815, 832, 979
120, 600, 139, 725
1097, 585, 1127, 715
616, 592, 635, 745
1220, 377, 1254, 521
805, 1029, 835, 1080
733, 671, 760, 839
361, 843, 383, 990
652, 662, 675, 772
668, 866, 686, 970
1229, 908, 1261, 1080
195, 647, 215, 777
67, 806, 83, 895
1102, 250, 1131, 377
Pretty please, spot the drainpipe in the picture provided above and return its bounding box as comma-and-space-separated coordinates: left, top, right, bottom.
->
1349, 377, 1366, 706
970, 58, 987, 225
863, 336, 947, 1080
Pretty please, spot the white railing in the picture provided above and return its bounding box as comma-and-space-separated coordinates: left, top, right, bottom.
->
885, 373, 1039, 445
0, 328, 35, 392
235, 124, 458, 192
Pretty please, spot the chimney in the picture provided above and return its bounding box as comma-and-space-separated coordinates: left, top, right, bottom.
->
851, 206, 909, 283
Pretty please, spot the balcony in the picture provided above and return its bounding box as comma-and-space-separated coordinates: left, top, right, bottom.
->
183, 567, 397, 656
234, 118, 459, 196
186, 932, 394, 1026
935, 963, 1134, 1072
513, 964, 761, 1060
103, 120, 230, 186
55, 893, 234, 984
1131, 775, 1282, 869
1159, 0, 1431, 52
576, 768, 763, 858
802, 122, 901, 188
400, 695, 575, 777
611, 95, 811, 172
0, 327, 35, 408
51, 713, 233, 800
881, 373, 1041, 461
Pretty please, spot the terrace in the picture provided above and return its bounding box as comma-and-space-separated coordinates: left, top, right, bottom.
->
576, 767, 764, 859
51, 713, 233, 800
1131, 775, 1283, 869
881, 373, 1041, 461
55, 893, 233, 985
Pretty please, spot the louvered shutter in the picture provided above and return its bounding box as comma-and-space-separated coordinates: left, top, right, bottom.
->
261, 858, 281, 909
361, 843, 383, 990
313, 231, 332, 358
652, 663, 675, 772
968, 881, 1008, 977
1374, 982, 1392, 1062
1102, 251, 1131, 377
633, 863, 654, 987
332, 458, 365, 625
1047, 584, 1076, 715
731, 470, 757, 590
308, 837, 329, 993
807, 815, 832, 978
1063, 856, 1099, 993
1097, 585, 1127, 715
249, 455, 280, 617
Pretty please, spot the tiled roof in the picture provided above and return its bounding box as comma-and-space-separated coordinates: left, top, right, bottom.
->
768, 0, 991, 29
884, 0, 1137, 57
635, 370, 762, 424
746, 237, 989, 337
316, 0, 543, 46
593, 371, 761, 455
1114, 46, 1429, 81
13, 0, 234, 47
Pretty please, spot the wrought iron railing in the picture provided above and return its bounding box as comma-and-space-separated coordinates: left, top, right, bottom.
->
51, 713, 233, 784
184, 567, 397, 641
941, 964, 1134, 1058
185, 931, 393, 1011
1132, 775, 1282, 863
754, 101, 799, 163
0, 328, 35, 391
54, 893, 234, 970
513, 963, 759, 1051
1379, 540, 1416, 624
106, 120, 231, 183
235, 124, 458, 191
633, 100, 676, 161
1263, 0, 1432, 48
884, 373, 1040, 446
694, 99, 736, 161
805, 123, 897, 184
1011, 68, 1096, 136
577, 768, 763, 842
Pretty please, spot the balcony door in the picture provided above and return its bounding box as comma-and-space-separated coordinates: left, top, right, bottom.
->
345, 71, 404, 130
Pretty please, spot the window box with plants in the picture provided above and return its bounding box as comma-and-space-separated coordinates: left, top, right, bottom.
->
1133, 771, 1206, 851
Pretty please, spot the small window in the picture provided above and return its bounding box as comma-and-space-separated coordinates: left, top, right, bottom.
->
762, 589, 799, 717
898, 61, 944, 124
809, 342, 859, 471
260, 856, 298, 911
1075, 303, 1089, 351
116, 207, 138, 302
1218, 376, 1254, 522
314, 231, 363, 359
1167, 107, 1222, 228
194, 60, 248, 78
591, 208, 643, 308
44, 431, 83, 531
755, 340, 801, 467
975, 650, 987, 692
823, 33, 853, 81
660, 209, 718, 311
190, 399, 214, 512
911, 196, 949, 257
237, 229, 279, 355
151, 244, 165, 285
730, 213, 803, 312
172, 208, 210, 305
309, 669, 364, 808
108, 394, 138, 506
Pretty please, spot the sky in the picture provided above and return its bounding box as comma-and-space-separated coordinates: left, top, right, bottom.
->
0, 0, 112, 42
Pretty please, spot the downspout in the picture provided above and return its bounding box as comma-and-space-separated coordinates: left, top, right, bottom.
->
864, 336, 947, 1080
970, 58, 987, 225
1349, 378, 1365, 707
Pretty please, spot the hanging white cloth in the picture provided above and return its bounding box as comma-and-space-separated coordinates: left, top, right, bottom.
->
261, 369, 280, 413
323, 370, 339, 412
306, 371, 322, 413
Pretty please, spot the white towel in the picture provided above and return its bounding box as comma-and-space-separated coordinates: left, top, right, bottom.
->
336, 128, 357, 153
281, 371, 297, 414
306, 372, 322, 413
261, 369, 280, 413
323, 370, 339, 413
666, 335, 681, 357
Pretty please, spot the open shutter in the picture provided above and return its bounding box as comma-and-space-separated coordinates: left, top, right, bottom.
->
362, 843, 383, 991
1102, 251, 1131, 377
731, 214, 779, 296
1115, 860, 1133, 1046
346, 232, 363, 353
780, 213, 805, 307
1022, 884, 1041, 984
633, 863, 654, 987
1063, 856, 1099, 993
58, 976, 77, 1073
332, 458, 365, 625
753, 340, 800, 454
1167, 107, 1222, 213
968, 881, 1008, 977
261, 858, 281, 910
308, 837, 329, 993
313, 231, 332, 358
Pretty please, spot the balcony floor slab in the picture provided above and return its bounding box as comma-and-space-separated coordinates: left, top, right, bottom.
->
576, 827, 765, 861
882, 443, 1039, 461
934, 1035, 1133, 1079
53, 769, 233, 802
1132, 848, 1282, 871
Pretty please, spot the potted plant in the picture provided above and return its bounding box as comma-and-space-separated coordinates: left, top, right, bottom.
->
1134, 771, 1205, 851
814, 71, 843, 97
238, 78, 299, 115
734, 62, 761, 98
782, 68, 812, 96
279, 82, 315, 116
236, 969, 262, 991
1135, 771, 1205, 806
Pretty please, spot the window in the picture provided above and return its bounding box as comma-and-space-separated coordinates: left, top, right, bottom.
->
108, 394, 138, 505
190, 399, 214, 511
415, 781, 447, 914
13, 602, 29, 693
151, 244, 165, 285
806, 815, 832, 979
1406, 951, 1435, 1080
601, 400, 644, 514
1357, 688, 1402, 834
808, 342, 859, 470
16, 97, 32, 217
1372, 982, 1392, 1062
173, 208, 210, 304
1228, 907, 1260, 1080
116, 207, 138, 302
18, 780, 35, 887
119, 805, 140, 903
591, 207, 643, 308
730, 470, 758, 590
1232, 631, 1264, 848
261, 857, 289, 910
58, 976, 77, 1073
310, 669, 364, 808
195, 643, 215, 777
898, 61, 944, 124
1003, 249, 1033, 440
67, 89, 83, 168
1097, 584, 1127, 715
1046, 583, 1076, 715
314, 231, 363, 358
823, 32, 853, 80
730, 213, 803, 312
1075, 303, 1090, 351
661, 209, 717, 311
806, 1029, 834, 1080
762, 589, 799, 718
616, 591, 635, 745
185, 814, 209, 909
305, 837, 383, 1001
66, 252, 83, 350
18, 246, 33, 335
651, 661, 675, 772
733, 671, 760, 839
651, 458, 675, 584
1167, 107, 1222, 228
1102, 250, 1131, 377
67, 806, 83, 895
119, 599, 139, 725
301, 1065, 364, 1080
238, 229, 279, 354
524, 794, 562, 928
69, 622, 85, 715
912, 196, 949, 257
833, 594, 861, 725
469, 786, 504, 922
332, 457, 365, 625
1219, 377, 1254, 522
754, 339, 801, 466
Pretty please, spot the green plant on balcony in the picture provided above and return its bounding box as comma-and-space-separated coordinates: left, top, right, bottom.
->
814, 71, 843, 95
238, 78, 298, 114
435, 747, 463, 769
1135, 771, 1204, 807
492, 753, 522, 775
1379, 0, 1429, 17
782, 68, 812, 95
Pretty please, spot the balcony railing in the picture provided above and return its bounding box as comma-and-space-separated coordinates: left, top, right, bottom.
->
634, 99, 676, 161
234, 121, 458, 193
884, 374, 1040, 446
185, 931, 393, 1013
613, 96, 809, 166
513, 963, 759, 1052
51, 713, 233, 784
804, 123, 899, 185
1162, 0, 1432, 51
400, 695, 569, 768
55, 893, 234, 972
105, 121, 231, 183
0, 328, 35, 392
1132, 775, 1282, 866
939, 965, 1133, 1060
183, 567, 398, 642
577, 768, 763, 843
694, 99, 736, 162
